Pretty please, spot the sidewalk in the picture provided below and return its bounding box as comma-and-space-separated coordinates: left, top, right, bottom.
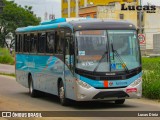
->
0, 64, 15, 74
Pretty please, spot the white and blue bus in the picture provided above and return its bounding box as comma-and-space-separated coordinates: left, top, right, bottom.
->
15, 18, 142, 105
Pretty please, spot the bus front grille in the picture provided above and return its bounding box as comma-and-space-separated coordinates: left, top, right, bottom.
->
92, 91, 129, 99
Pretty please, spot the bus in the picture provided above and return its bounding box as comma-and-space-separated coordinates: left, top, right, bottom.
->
15, 18, 142, 106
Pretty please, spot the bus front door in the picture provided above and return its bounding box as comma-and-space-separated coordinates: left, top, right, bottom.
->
64, 36, 75, 99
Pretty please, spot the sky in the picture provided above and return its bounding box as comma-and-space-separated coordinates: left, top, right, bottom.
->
10, 0, 160, 21
142, 0, 160, 5
13, 0, 61, 21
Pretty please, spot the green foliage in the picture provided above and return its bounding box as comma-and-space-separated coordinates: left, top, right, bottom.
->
2, 0, 40, 27
142, 57, 160, 99
0, 48, 14, 65
0, 0, 41, 48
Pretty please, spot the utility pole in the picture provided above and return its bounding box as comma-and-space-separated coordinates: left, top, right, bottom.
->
75, 0, 79, 17
139, 0, 142, 34
68, 0, 71, 18
84, 0, 87, 7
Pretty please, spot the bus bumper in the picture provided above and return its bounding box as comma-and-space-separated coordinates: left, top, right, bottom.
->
75, 78, 142, 101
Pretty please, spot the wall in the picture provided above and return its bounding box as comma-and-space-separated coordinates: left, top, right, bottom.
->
79, 6, 97, 18
61, 0, 139, 18
97, 2, 137, 27
143, 7, 160, 51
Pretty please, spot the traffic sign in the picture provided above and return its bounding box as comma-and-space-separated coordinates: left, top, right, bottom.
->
138, 34, 145, 45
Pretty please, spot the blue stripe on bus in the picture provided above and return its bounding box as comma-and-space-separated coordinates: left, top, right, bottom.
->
78, 72, 142, 88
16, 54, 62, 73
16, 54, 142, 88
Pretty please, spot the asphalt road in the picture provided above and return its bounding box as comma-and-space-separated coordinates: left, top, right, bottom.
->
0, 75, 159, 120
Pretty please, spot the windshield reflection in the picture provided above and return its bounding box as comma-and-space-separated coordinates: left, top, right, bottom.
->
108, 30, 140, 71
76, 30, 109, 72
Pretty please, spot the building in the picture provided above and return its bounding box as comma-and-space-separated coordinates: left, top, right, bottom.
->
61, 0, 139, 18
79, 2, 138, 27
79, 5, 97, 18
141, 7, 160, 55
79, 2, 160, 55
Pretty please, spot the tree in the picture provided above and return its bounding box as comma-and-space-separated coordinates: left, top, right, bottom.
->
0, 0, 41, 48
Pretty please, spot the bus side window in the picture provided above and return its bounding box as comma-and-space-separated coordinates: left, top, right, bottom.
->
22, 34, 24, 52
19, 34, 23, 52
23, 34, 26, 52
38, 33, 46, 53
30, 34, 37, 53
16, 34, 20, 52
54, 31, 58, 53
55, 31, 63, 54
65, 29, 74, 72
34, 34, 38, 53
15, 34, 18, 52
59, 30, 65, 54
46, 32, 55, 54
65, 38, 69, 55
24, 34, 30, 53
15, 35, 17, 52
30, 34, 34, 53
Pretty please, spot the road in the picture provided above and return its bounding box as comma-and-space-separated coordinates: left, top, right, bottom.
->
0, 75, 159, 120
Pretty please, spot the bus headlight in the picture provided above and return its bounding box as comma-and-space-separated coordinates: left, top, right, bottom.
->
76, 79, 92, 89
130, 77, 142, 87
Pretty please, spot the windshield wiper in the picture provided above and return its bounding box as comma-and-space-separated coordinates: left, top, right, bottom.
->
93, 51, 108, 73
111, 43, 129, 73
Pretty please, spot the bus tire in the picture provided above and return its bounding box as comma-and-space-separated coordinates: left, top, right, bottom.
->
115, 99, 125, 104
58, 81, 69, 106
28, 75, 39, 97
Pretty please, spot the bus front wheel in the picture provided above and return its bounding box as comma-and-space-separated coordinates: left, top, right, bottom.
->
29, 75, 39, 97
115, 99, 125, 104
58, 81, 69, 106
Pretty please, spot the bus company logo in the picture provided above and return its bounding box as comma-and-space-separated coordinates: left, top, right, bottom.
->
121, 4, 156, 13
116, 81, 127, 86
109, 82, 113, 86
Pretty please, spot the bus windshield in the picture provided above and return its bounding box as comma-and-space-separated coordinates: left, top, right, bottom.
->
108, 30, 140, 72
75, 30, 140, 72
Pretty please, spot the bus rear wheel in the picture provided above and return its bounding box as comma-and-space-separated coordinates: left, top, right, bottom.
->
58, 81, 69, 106
29, 75, 39, 97
115, 99, 125, 104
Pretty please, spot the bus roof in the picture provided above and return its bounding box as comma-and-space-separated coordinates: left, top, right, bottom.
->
16, 18, 136, 33
16, 22, 72, 33
69, 19, 136, 31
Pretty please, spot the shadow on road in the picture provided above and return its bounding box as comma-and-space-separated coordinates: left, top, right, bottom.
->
20, 91, 137, 110
70, 101, 135, 110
